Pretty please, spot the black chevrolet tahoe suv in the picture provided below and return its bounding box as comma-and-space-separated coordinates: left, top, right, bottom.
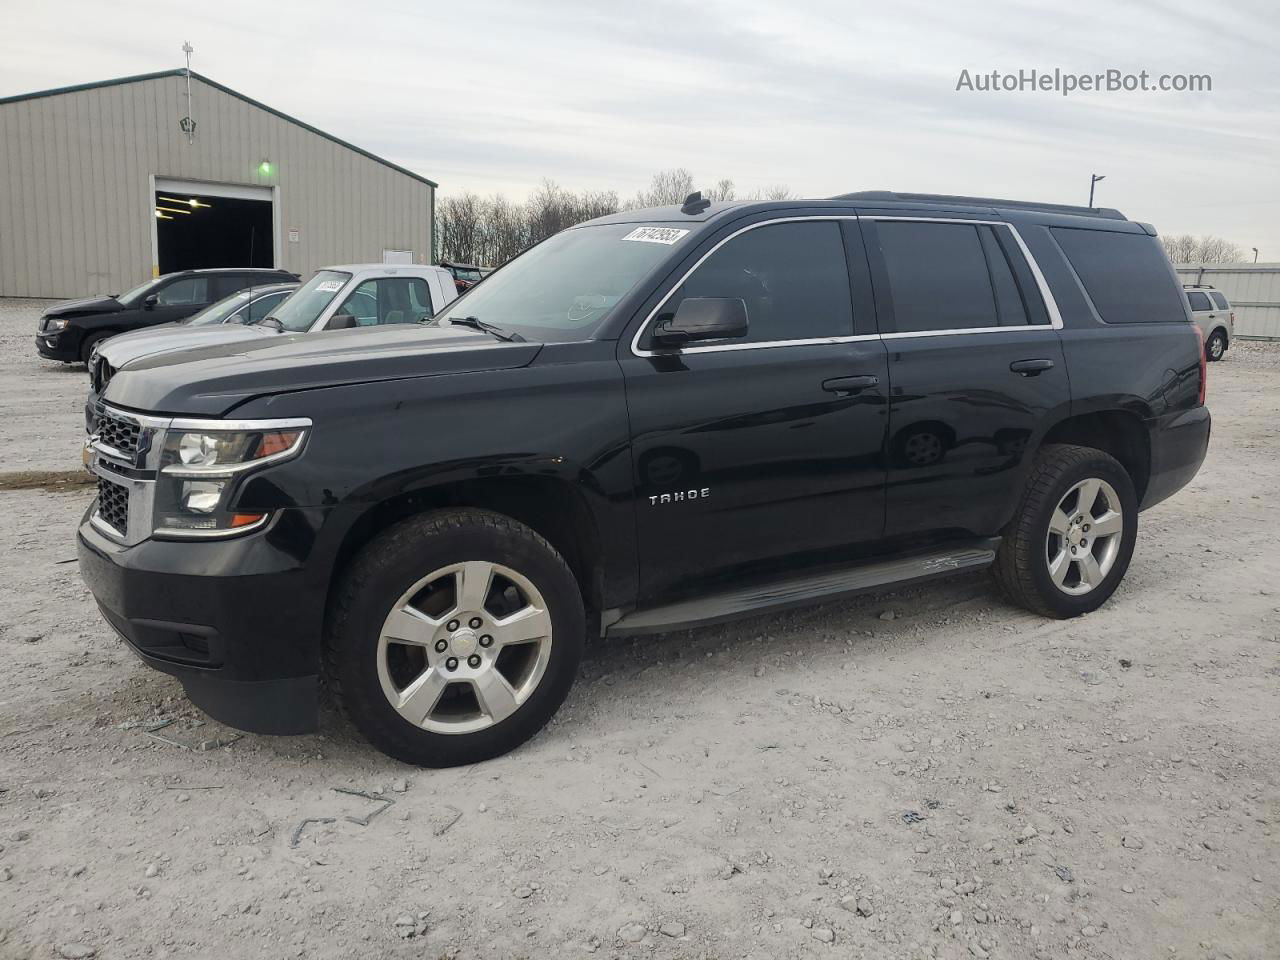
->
77, 191, 1210, 767
36, 267, 296, 364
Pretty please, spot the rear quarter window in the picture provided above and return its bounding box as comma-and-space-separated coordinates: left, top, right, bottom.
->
1051, 227, 1186, 324
1209, 291, 1230, 310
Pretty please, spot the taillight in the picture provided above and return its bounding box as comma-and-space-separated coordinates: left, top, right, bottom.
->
1194, 325, 1207, 405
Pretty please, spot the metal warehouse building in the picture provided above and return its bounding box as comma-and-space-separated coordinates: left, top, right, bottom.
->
0, 70, 437, 299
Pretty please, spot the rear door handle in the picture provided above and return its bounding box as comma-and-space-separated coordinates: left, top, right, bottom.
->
1010, 359, 1054, 376
822, 375, 879, 394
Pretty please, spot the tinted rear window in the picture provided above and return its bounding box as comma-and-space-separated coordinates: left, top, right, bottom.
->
1186, 291, 1212, 311
1209, 291, 1229, 310
1051, 228, 1186, 323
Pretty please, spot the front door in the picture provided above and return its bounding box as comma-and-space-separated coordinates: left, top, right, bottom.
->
859, 216, 1070, 539
620, 217, 889, 605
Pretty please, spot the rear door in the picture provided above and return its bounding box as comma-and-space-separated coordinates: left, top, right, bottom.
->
1185, 289, 1214, 339
860, 215, 1070, 539
620, 216, 890, 604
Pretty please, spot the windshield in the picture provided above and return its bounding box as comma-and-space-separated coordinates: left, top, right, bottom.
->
116, 277, 164, 306
269, 271, 352, 332
183, 290, 254, 326
436, 223, 684, 341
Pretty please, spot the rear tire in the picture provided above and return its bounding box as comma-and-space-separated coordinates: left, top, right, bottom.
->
993, 444, 1138, 619
325, 508, 585, 766
1205, 329, 1227, 362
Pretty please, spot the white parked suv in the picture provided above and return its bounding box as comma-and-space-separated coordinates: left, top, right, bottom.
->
1183, 284, 1234, 361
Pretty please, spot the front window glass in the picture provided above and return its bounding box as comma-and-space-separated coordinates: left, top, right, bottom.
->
247, 291, 290, 323
183, 290, 254, 326
436, 223, 681, 341
336, 278, 435, 326
156, 277, 210, 306
658, 221, 853, 344
269, 271, 352, 332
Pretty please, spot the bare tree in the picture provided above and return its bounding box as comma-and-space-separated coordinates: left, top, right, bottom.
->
436, 170, 796, 267
1160, 233, 1246, 263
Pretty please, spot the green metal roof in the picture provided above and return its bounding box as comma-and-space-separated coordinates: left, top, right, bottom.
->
0, 69, 438, 188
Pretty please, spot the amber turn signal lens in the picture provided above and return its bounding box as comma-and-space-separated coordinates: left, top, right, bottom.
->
229, 512, 267, 528
257, 430, 302, 458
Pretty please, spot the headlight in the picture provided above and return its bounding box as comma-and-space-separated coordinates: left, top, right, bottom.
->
46, 317, 68, 331
152, 421, 309, 538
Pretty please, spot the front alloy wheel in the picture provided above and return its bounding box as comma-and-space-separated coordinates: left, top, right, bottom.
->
327, 509, 585, 767
378, 561, 553, 734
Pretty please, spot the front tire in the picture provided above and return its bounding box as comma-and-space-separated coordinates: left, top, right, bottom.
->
1205, 329, 1227, 362
325, 509, 585, 766
993, 444, 1138, 619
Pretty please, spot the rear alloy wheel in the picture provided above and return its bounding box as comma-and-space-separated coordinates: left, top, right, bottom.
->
326, 509, 585, 766
993, 444, 1138, 618
1205, 329, 1227, 362
1044, 478, 1125, 596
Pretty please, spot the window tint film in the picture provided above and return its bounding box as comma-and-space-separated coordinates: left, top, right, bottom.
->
156, 277, 210, 306
1186, 291, 1212, 311
662, 220, 853, 344
876, 222, 995, 332
1209, 291, 1229, 310
978, 227, 1030, 326
1051, 228, 1186, 323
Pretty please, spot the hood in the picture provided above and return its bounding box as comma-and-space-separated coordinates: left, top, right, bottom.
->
102, 323, 543, 416
98, 321, 276, 368
45, 294, 122, 317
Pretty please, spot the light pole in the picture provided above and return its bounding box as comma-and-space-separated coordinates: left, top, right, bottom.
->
1253, 247, 1260, 263
1088, 174, 1106, 208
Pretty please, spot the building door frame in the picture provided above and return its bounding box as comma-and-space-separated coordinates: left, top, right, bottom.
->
149, 176, 281, 276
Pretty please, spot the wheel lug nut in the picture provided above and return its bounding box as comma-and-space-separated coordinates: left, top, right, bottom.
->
479, 635, 493, 648
446, 619, 459, 632
1082, 524, 1090, 532
445, 657, 459, 671
434, 639, 448, 653
469, 617, 483, 629
1070, 546, 1077, 554
467, 655, 481, 668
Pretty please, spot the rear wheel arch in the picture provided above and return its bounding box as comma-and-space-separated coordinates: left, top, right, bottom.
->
1037, 410, 1151, 504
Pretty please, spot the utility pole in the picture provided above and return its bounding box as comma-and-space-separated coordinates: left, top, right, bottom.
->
1253, 247, 1260, 263
1088, 173, 1105, 208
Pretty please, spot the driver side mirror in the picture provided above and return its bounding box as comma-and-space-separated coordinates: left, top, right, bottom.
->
143, 294, 158, 310
327, 313, 357, 330
652, 297, 748, 348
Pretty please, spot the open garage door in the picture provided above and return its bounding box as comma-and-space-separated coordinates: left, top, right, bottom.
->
153, 178, 276, 274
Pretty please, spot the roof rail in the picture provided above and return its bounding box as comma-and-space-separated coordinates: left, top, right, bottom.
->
832, 190, 1127, 221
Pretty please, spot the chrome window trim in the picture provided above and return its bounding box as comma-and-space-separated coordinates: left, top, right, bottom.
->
628, 214, 1065, 357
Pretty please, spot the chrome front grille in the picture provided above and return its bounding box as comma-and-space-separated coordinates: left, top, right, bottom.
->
96, 410, 141, 459
96, 477, 130, 536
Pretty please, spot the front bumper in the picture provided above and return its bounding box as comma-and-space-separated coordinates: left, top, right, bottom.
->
35, 332, 80, 362
77, 513, 323, 735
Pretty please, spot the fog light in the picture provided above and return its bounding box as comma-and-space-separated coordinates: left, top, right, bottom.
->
182, 480, 224, 514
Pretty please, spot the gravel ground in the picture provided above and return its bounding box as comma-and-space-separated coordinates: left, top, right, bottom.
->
0, 299, 1278, 960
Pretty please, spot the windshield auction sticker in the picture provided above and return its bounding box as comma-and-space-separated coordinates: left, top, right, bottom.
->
315, 280, 344, 292
621, 227, 690, 245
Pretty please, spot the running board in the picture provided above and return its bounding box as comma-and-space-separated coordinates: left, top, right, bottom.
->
606, 539, 1000, 637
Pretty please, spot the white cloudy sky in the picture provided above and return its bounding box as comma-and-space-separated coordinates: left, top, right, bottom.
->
5, 0, 1279, 253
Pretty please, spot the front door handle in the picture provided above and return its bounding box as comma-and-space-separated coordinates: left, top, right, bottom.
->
822, 374, 880, 394
1010, 359, 1054, 377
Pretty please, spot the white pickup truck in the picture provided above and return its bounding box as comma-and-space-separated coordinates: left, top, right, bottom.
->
86, 263, 459, 429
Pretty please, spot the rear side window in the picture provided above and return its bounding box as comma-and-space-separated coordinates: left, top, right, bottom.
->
661, 220, 853, 344
874, 221, 1045, 332
1051, 228, 1186, 323
1209, 291, 1229, 310
1186, 291, 1212, 311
